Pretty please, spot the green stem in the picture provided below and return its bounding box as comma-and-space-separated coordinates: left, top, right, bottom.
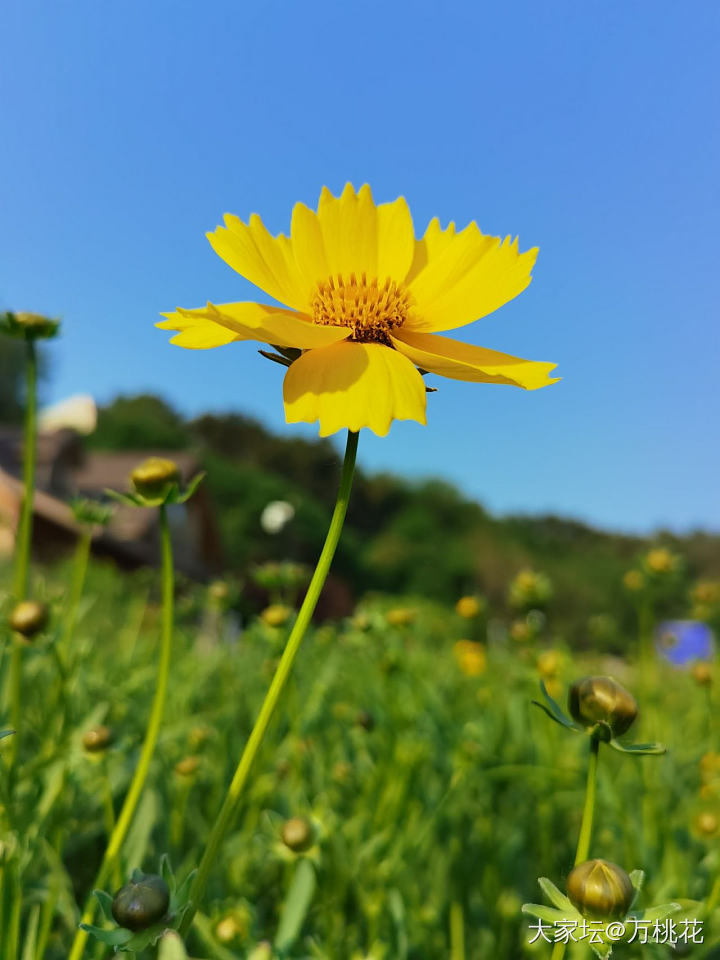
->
6, 338, 38, 769
575, 738, 599, 866
63, 530, 92, 647
178, 430, 359, 939
67, 505, 175, 960
550, 738, 600, 960
12, 337, 37, 601
449, 901, 465, 960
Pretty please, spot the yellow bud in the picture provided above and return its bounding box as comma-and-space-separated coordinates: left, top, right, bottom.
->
622, 569, 644, 592
537, 650, 561, 678
567, 859, 634, 920
130, 457, 180, 499
455, 596, 484, 619
644, 547, 678, 575
9, 311, 60, 338
453, 640, 486, 676
174, 756, 200, 778
280, 816, 314, 853
261, 604, 291, 627
568, 676, 638, 738
692, 662, 712, 687
82, 725, 113, 754
696, 811, 719, 836
9, 600, 49, 638
385, 607, 415, 627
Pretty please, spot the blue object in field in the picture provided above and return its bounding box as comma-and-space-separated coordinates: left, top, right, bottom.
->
656, 620, 714, 665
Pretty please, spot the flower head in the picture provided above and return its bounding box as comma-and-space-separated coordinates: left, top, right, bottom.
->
159, 185, 558, 437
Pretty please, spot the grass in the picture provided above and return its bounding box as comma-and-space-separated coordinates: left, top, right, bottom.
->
1, 553, 718, 958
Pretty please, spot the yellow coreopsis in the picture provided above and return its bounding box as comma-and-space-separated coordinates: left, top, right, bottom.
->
159, 184, 558, 437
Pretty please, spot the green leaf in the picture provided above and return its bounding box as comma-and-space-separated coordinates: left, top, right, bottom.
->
532, 681, 580, 732
93, 889, 115, 922
176, 472, 206, 504
636, 901, 682, 923
274, 858, 316, 953
608, 740, 667, 756
20, 905, 39, 960
259, 349, 293, 368
0, 729, 14, 741
105, 489, 143, 507
79, 923, 133, 946
531, 700, 578, 731
538, 877, 578, 915
628, 869, 645, 909
521, 903, 565, 924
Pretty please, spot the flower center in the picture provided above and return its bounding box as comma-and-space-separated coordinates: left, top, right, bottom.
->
311, 273, 411, 344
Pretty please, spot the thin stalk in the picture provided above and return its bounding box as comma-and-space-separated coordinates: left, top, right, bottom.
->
67, 505, 175, 960
63, 529, 92, 648
179, 430, 359, 939
449, 901, 465, 960
7, 338, 38, 768
575, 738, 599, 866
550, 738, 600, 960
12, 336, 38, 601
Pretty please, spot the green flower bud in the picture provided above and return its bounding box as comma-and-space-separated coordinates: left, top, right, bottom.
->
568, 676, 638, 738
111, 873, 170, 931
567, 859, 634, 920
82, 725, 114, 754
174, 756, 200, 778
1, 311, 60, 340
9, 600, 49, 638
280, 816, 314, 853
130, 457, 180, 500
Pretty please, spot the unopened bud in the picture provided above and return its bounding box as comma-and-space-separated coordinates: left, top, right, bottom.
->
174, 756, 200, 778
567, 859, 634, 920
9, 600, 49, 638
83, 725, 113, 754
568, 676, 638, 738
280, 817, 314, 853
130, 458, 179, 499
111, 873, 170, 931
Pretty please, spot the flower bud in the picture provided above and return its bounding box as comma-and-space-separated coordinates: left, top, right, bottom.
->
692, 662, 712, 687
9, 600, 49, 638
3, 311, 60, 339
174, 756, 200, 778
623, 570, 645, 592
455, 596, 484, 619
568, 676, 638, 738
111, 873, 170, 931
261, 604, 291, 627
130, 457, 180, 500
566, 859, 634, 920
280, 816, 314, 853
695, 811, 719, 837
385, 607, 415, 627
83, 725, 114, 754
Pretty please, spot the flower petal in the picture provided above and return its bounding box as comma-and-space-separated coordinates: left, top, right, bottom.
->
290, 183, 415, 290
157, 302, 351, 350
283, 340, 427, 437
392, 330, 559, 390
207, 214, 311, 311
405, 220, 538, 333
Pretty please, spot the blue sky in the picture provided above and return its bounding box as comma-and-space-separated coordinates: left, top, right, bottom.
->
2, 0, 718, 534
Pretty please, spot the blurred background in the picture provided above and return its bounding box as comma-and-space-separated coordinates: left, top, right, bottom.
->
2, 0, 719, 533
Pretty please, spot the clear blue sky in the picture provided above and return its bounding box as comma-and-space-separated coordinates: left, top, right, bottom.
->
2, 1, 718, 534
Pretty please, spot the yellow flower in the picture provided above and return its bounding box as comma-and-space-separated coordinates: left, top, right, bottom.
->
643, 547, 678, 575
622, 570, 645, 593
455, 595, 484, 619
385, 607, 415, 628
453, 640, 487, 676
158, 184, 558, 437
260, 604, 291, 627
